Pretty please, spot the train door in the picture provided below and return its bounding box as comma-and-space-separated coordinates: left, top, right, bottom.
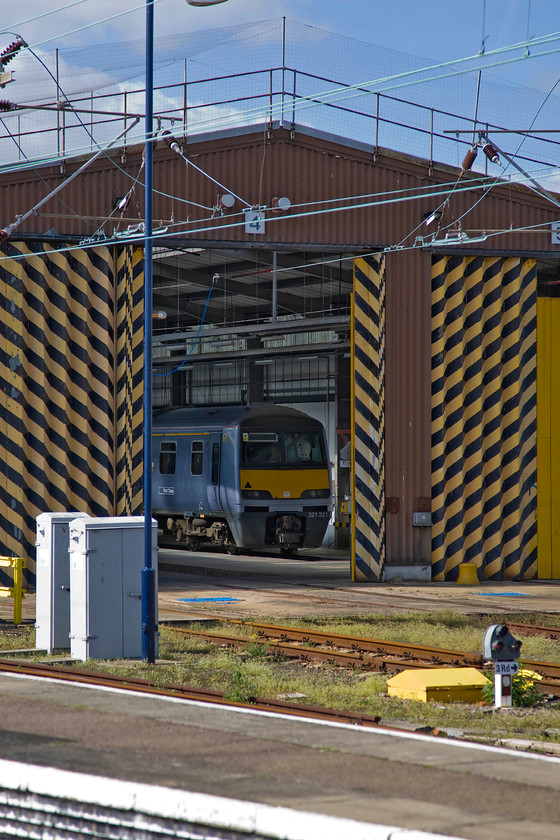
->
207, 432, 222, 514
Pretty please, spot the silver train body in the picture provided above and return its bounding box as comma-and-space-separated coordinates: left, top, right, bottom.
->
152, 404, 332, 554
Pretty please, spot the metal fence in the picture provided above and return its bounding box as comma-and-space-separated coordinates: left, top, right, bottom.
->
2, 61, 560, 187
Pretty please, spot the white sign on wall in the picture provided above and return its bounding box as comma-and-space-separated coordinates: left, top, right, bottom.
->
551, 221, 560, 244
245, 209, 266, 234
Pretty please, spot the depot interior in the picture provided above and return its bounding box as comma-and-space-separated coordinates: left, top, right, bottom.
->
151, 245, 355, 548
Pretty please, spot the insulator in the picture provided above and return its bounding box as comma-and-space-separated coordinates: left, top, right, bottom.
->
0, 100, 15, 111
461, 147, 478, 171
0, 39, 26, 66
483, 143, 500, 164
0, 229, 8, 244
161, 129, 180, 154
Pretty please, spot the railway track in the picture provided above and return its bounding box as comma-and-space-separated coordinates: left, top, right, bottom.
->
507, 622, 560, 641
164, 619, 560, 694
0, 657, 383, 728
2, 619, 559, 729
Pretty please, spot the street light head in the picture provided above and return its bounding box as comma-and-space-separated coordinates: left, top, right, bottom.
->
186, 0, 229, 6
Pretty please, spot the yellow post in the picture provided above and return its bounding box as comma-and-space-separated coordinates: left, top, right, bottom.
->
12, 557, 24, 625
0, 556, 26, 625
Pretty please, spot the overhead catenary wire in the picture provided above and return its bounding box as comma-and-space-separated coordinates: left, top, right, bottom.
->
0, 42, 217, 237
153, 275, 217, 376
430, 71, 560, 239
1, 163, 558, 269
8, 0, 168, 51
2, 117, 140, 238
160, 129, 251, 209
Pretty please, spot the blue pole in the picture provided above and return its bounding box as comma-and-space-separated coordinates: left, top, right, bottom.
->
142, 0, 156, 663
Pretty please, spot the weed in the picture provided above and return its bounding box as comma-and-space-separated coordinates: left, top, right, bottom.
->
226, 667, 257, 703
245, 639, 270, 659
482, 664, 545, 708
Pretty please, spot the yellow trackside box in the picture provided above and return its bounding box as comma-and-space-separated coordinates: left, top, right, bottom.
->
387, 668, 490, 703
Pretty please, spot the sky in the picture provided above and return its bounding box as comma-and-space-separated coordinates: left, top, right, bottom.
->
4, 0, 560, 95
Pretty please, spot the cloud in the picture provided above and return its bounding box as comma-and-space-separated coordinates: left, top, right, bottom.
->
6, 1, 293, 49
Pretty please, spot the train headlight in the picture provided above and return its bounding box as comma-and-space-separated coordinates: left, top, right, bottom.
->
301, 489, 331, 499
241, 489, 273, 499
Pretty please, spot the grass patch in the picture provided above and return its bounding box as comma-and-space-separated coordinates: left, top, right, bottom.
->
0, 624, 35, 650
3, 613, 560, 745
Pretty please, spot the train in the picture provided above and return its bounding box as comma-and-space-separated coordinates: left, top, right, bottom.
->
152, 403, 332, 554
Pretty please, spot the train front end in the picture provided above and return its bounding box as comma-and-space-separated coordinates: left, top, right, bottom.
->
233, 415, 332, 553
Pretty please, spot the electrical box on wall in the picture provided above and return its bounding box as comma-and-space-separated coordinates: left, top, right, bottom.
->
69, 516, 158, 662
412, 511, 432, 527
35, 511, 90, 654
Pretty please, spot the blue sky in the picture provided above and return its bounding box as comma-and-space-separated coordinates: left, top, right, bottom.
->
5, 0, 560, 94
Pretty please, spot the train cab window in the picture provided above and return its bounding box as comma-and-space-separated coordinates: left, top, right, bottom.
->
242, 433, 280, 466
191, 440, 204, 475
211, 443, 220, 485
159, 441, 176, 474
284, 431, 325, 464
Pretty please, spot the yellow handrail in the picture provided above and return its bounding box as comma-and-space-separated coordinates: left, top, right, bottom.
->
0, 557, 26, 625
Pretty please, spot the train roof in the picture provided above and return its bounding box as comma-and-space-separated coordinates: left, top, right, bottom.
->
153, 403, 324, 431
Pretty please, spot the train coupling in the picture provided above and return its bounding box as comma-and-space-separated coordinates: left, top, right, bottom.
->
275, 514, 303, 546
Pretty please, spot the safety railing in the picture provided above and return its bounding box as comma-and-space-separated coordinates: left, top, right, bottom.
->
0, 557, 26, 625
2, 65, 559, 180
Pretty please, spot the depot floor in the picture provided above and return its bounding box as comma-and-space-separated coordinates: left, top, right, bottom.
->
155, 547, 560, 622
6, 546, 560, 626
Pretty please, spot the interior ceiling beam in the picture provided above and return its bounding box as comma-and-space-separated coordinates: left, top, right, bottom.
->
153, 273, 333, 318
154, 314, 350, 344
153, 340, 350, 368
153, 258, 350, 293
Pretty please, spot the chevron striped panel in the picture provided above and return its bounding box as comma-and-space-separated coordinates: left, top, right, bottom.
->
0, 241, 117, 588
351, 254, 385, 581
431, 255, 537, 581
115, 245, 144, 516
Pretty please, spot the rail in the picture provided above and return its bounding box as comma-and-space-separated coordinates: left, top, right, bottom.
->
0, 557, 26, 625
163, 619, 560, 694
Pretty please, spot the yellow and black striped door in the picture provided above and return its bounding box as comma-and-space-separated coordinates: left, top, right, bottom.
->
0, 240, 143, 586
351, 254, 385, 582
115, 244, 144, 516
431, 254, 537, 581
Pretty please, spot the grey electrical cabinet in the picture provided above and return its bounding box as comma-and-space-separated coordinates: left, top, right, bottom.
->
35, 511, 89, 654
69, 516, 158, 662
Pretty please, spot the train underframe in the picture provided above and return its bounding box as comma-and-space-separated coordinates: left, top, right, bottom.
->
161, 511, 310, 556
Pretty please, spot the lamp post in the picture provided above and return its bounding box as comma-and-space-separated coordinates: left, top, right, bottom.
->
142, 0, 230, 662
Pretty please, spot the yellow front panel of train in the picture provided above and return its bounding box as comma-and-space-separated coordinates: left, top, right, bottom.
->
239, 469, 330, 499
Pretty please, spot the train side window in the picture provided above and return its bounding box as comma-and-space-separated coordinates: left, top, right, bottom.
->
159, 441, 176, 475
191, 440, 204, 475
211, 443, 220, 485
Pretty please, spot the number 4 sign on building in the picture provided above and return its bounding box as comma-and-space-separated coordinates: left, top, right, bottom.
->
245, 209, 266, 234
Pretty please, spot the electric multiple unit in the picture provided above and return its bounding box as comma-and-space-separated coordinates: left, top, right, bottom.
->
152, 404, 332, 555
